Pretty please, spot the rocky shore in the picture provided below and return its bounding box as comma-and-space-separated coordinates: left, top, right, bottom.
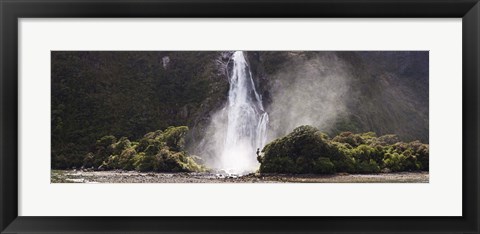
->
51, 170, 429, 183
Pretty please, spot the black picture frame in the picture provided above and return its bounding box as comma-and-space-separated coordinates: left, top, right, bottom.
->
1, 0, 479, 233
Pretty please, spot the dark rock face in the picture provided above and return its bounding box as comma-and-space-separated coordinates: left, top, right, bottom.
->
247, 51, 429, 143
339, 51, 429, 143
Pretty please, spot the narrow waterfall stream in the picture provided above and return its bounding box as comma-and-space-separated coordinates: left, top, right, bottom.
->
220, 51, 269, 173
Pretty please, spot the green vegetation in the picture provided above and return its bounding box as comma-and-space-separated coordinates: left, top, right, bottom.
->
83, 126, 207, 172
258, 125, 429, 174
51, 51, 227, 169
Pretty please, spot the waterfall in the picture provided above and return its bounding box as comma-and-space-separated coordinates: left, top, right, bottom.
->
220, 51, 269, 173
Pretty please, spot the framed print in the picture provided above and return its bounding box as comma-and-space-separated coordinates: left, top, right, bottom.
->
1, 0, 479, 233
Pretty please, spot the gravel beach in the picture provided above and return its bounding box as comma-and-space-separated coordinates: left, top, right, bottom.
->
51, 170, 429, 183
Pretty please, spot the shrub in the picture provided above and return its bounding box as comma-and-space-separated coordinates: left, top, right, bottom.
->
260, 125, 331, 174
383, 152, 406, 172
159, 126, 189, 151
356, 159, 380, 174
313, 157, 336, 174
332, 132, 365, 147
113, 137, 132, 155
143, 130, 163, 140
87, 135, 117, 167
154, 149, 207, 172
136, 138, 152, 152
374, 134, 400, 146
133, 152, 156, 172
118, 148, 137, 170
408, 141, 429, 170
98, 136, 137, 170
102, 155, 119, 170
259, 156, 297, 173
328, 142, 356, 173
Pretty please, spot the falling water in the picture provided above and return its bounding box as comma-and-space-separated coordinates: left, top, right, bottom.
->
220, 51, 269, 173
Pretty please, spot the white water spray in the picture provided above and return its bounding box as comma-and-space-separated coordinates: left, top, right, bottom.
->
219, 51, 269, 173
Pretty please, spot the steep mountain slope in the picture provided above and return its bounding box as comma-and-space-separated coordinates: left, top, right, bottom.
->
247, 51, 428, 143
51, 51, 228, 168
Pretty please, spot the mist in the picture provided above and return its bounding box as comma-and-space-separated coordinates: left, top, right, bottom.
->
192, 51, 428, 172
195, 52, 353, 172
265, 52, 351, 141
194, 51, 267, 173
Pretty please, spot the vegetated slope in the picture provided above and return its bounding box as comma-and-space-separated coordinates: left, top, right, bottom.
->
258, 125, 429, 174
51, 51, 228, 168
